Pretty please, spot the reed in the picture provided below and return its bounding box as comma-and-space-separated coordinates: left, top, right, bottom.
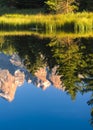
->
0, 12, 93, 33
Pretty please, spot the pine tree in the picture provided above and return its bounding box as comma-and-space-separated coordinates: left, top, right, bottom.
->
45, 0, 78, 13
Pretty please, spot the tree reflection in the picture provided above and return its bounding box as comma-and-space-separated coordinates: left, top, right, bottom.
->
87, 92, 93, 127
48, 37, 81, 100
0, 35, 56, 74
48, 37, 93, 100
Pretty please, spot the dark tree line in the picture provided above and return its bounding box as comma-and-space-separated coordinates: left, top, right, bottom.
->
0, 0, 93, 12
9, 0, 45, 8
78, 0, 93, 11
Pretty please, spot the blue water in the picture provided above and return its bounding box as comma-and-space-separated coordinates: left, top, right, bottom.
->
0, 81, 92, 130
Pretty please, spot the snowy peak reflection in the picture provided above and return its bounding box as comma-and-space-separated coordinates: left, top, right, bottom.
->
34, 66, 65, 91
0, 53, 63, 101
34, 67, 51, 90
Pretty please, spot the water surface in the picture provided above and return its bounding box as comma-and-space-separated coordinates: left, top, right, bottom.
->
0, 34, 93, 130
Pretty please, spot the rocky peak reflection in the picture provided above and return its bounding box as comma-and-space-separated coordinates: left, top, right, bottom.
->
0, 69, 25, 102
0, 53, 64, 102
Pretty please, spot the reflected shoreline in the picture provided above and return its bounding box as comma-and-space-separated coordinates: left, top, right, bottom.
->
0, 31, 93, 38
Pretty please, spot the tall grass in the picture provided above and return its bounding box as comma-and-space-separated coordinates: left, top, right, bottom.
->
0, 12, 93, 33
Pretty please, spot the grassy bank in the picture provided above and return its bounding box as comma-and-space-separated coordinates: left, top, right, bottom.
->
0, 12, 93, 33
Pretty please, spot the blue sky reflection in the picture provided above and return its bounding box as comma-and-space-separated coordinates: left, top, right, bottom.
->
0, 82, 92, 130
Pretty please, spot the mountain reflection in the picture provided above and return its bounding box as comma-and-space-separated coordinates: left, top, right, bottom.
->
0, 35, 93, 100
0, 53, 64, 101
0, 34, 93, 126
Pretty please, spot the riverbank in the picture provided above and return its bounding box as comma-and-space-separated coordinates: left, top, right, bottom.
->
0, 12, 93, 33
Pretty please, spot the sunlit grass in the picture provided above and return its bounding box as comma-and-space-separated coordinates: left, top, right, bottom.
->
0, 12, 93, 33
0, 31, 93, 38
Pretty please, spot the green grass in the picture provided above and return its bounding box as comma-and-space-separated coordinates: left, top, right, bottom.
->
0, 12, 93, 33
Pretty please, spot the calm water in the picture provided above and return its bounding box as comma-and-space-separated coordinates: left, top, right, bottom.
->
0, 34, 93, 130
